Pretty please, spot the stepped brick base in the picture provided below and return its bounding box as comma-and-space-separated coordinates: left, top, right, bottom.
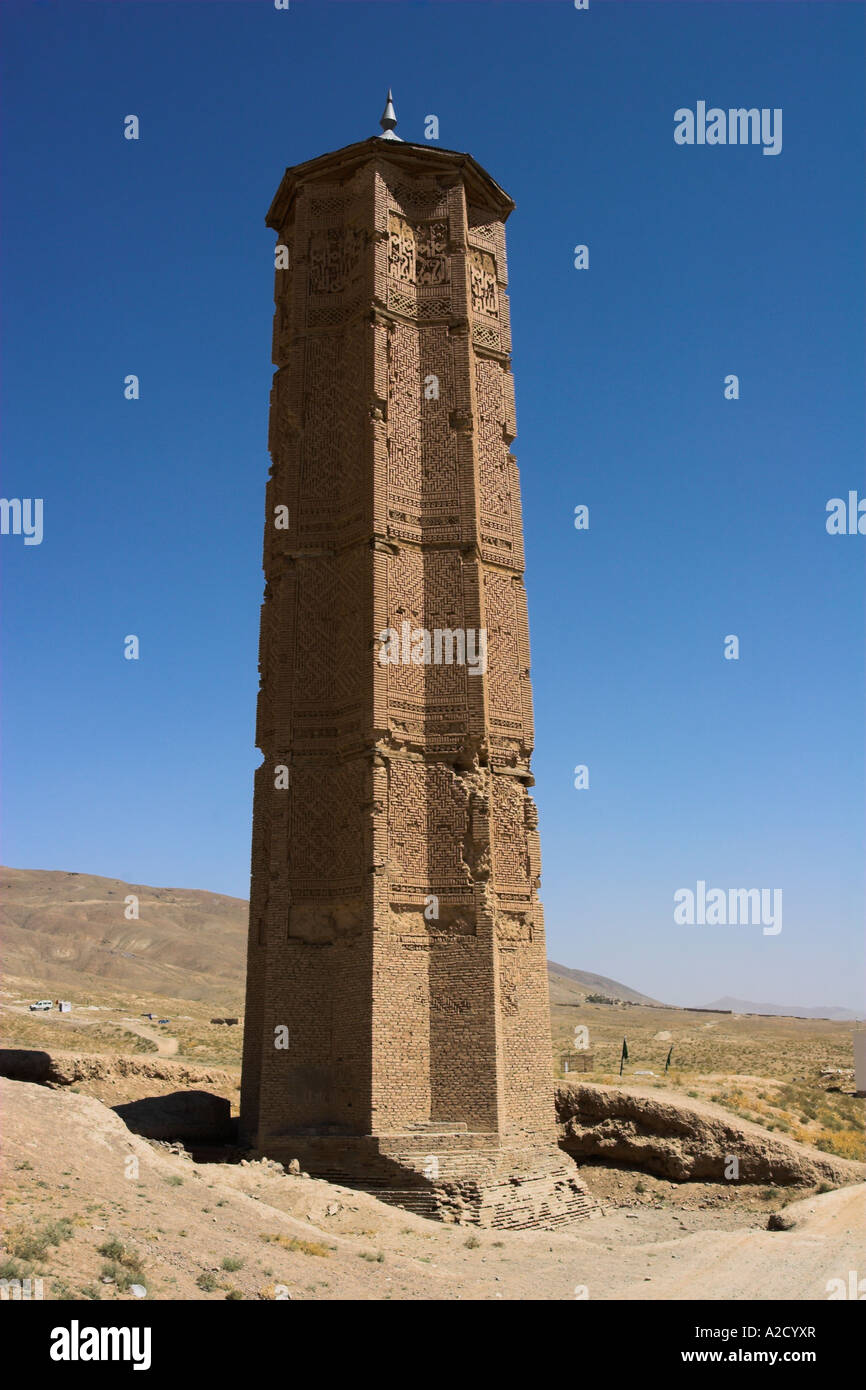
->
253, 1132, 600, 1229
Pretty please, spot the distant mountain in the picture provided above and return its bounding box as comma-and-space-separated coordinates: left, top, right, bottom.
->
547, 960, 666, 1008
2, 867, 667, 1015
0, 867, 247, 1007
701, 996, 861, 1022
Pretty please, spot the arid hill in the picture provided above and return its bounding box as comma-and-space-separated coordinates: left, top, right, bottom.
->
0, 867, 246, 1007
1, 867, 652, 1010
547, 960, 665, 1007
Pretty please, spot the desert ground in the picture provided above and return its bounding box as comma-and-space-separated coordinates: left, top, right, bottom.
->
2, 1076, 864, 1303
1, 867, 863, 1301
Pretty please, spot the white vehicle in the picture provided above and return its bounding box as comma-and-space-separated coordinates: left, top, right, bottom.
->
29, 1000, 52, 1012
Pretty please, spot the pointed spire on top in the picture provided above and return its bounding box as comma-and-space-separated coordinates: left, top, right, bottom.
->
378, 88, 402, 141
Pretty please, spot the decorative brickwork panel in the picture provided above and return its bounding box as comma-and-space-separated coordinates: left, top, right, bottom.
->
415, 220, 450, 286
267, 366, 300, 470
483, 570, 523, 726
386, 195, 452, 322
387, 759, 473, 895
469, 247, 498, 318
384, 547, 470, 714
388, 213, 415, 283
290, 556, 365, 725
476, 357, 521, 569
309, 226, 365, 294
384, 321, 461, 546
289, 762, 366, 898
386, 320, 420, 495
491, 773, 532, 895
300, 323, 367, 527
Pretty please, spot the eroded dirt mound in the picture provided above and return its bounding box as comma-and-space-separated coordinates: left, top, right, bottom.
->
0, 1046, 233, 1089
0, 1046, 239, 1119
556, 1081, 865, 1187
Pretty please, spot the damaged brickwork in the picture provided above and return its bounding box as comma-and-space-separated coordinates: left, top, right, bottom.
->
239, 131, 596, 1228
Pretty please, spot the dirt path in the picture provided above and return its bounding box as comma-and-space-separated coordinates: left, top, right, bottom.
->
119, 1019, 178, 1057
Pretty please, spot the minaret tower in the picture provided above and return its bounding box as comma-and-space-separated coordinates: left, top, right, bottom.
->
240, 96, 594, 1226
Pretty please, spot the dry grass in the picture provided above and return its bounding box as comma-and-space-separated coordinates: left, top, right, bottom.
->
0, 973, 244, 1065
0, 1010, 157, 1056
260, 1234, 332, 1257
551, 1000, 864, 1161
168, 1021, 244, 1067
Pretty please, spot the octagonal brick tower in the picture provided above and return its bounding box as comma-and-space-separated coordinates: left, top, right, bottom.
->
240, 101, 595, 1227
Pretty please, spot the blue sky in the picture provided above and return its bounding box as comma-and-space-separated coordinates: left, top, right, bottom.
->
1, 1, 863, 1009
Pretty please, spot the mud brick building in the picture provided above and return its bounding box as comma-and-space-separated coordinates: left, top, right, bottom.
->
240, 97, 595, 1227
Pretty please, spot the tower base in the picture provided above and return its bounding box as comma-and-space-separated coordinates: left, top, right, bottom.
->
250, 1131, 599, 1229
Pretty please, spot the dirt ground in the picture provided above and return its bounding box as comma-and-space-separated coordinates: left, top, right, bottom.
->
2, 1077, 862, 1302
3, 964, 862, 1302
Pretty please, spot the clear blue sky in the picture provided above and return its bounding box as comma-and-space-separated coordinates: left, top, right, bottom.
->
1, 1, 863, 1010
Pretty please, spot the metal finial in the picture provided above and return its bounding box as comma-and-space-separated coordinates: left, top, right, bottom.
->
378, 88, 402, 141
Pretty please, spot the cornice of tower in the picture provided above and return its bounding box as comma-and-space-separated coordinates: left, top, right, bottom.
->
266, 137, 514, 231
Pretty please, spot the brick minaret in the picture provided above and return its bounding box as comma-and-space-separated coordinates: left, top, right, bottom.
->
240, 99, 594, 1226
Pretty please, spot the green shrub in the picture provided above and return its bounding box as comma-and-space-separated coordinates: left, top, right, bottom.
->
6, 1218, 73, 1263
96, 1238, 145, 1292
96, 1238, 125, 1262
